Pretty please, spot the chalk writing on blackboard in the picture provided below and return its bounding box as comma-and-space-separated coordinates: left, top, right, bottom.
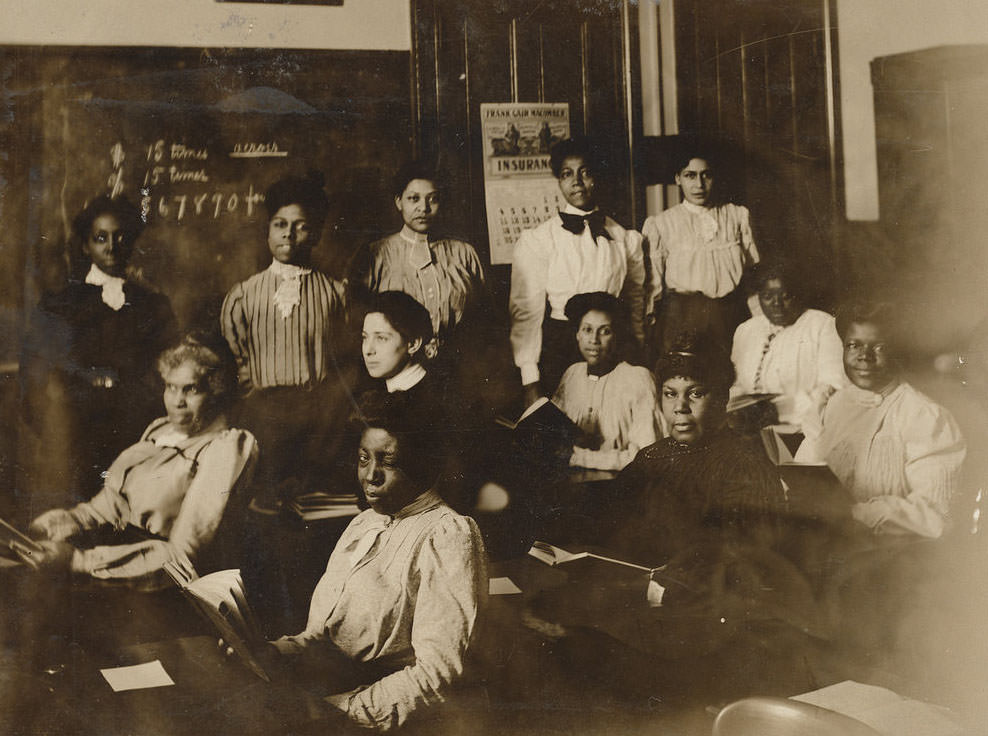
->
229, 142, 288, 158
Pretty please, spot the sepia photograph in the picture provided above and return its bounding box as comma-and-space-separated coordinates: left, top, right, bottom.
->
0, 1, 987, 734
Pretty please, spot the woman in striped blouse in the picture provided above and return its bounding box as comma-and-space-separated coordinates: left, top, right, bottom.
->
220, 172, 353, 511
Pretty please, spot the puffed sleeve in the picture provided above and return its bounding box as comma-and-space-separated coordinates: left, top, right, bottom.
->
641, 215, 667, 319
619, 229, 646, 344
72, 429, 258, 583
220, 281, 252, 388
851, 401, 966, 538
343, 515, 487, 731
509, 228, 550, 386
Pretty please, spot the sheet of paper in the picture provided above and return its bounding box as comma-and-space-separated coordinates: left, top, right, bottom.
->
100, 660, 175, 692
489, 576, 522, 595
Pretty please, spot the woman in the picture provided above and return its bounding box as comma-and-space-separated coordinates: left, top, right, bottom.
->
19, 333, 257, 587
220, 171, 352, 510
20, 194, 177, 505
797, 302, 966, 538
528, 335, 820, 705
552, 292, 659, 471
642, 149, 759, 354
730, 261, 845, 430
510, 136, 646, 408
253, 390, 486, 732
360, 161, 488, 351
361, 290, 436, 400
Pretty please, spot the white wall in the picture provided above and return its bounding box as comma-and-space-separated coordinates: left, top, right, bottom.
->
837, 0, 988, 220
0, 0, 410, 50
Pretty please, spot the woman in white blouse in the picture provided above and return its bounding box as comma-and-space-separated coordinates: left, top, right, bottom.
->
730, 261, 846, 431
642, 148, 759, 354
250, 390, 486, 732
510, 137, 646, 408
552, 292, 659, 471
20, 333, 257, 587
797, 301, 966, 538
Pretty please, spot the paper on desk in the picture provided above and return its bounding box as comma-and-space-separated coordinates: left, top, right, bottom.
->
100, 660, 175, 692
793, 680, 964, 736
489, 576, 522, 595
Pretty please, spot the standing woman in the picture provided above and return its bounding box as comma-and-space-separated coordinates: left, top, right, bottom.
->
510, 137, 646, 408
642, 148, 760, 354
361, 161, 488, 356
20, 194, 177, 507
221, 171, 351, 510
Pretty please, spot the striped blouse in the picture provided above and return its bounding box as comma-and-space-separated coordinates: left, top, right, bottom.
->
363, 227, 486, 343
220, 262, 348, 389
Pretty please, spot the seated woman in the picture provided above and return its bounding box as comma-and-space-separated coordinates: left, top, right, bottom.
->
730, 261, 845, 431
526, 335, 821, 704
510, 136, 646, 408
21, 333, 257, 586
362, 291, 436, 398
257, 390, 487, 732
797, 301, 966, 538
552, 292, 659, 471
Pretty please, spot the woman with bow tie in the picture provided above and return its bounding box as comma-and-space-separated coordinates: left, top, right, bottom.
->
220, 172, 352, 512
509, 137, 646, 409
20, 194, 177, 507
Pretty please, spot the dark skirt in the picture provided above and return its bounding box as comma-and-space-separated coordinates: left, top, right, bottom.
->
653, 290, 748, 356
539, 316, 579, 396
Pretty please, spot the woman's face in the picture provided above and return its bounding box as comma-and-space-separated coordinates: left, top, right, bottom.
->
675, 158, 715, 207
83, 213, 130, 277
661, 376, 724, 445
362, 312, 420, 380
358, 427, 420, 515
557, 155, 597, 210
843, 321, 896, 392
162, 360, 213, 435
268, 204, 314, 266
576, 309, 617, 371
758, 278, 803, 327
395, 179, 440, 235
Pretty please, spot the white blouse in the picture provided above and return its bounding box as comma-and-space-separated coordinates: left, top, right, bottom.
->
642, 201, 759, 313
552, 361, 659, 471
509, 205, 645, 385
730, 309, 846, 429
799, 382, 966, 538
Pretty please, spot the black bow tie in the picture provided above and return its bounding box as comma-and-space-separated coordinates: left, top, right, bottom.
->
559, 210, 609, 240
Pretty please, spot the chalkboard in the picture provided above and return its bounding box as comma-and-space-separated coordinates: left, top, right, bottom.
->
1, 47, 412, 340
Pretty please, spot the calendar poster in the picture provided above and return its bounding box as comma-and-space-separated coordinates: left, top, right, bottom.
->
480, 102, 569, 264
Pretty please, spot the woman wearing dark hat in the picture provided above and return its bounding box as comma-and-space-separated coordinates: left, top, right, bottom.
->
220, 171, 352, 511
20, 194, 177, 506
552, 292, 659, 471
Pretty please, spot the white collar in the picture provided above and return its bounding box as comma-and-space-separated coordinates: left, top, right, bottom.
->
398, 226, 433, 269
682, 201, 713, 216
268, 259, 311, 279
85, 264, 127, 311
562, 204, 598, 217
149, 414, 227, 448
385, 362, 427, 393
399, 225, 430, 245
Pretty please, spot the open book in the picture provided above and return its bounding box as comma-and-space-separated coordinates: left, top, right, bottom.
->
727, 392, 779, 413
759, 426, 850, 522
163, 558, 269, 681
0, 516, 43, 561
528, 541, 658, 580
